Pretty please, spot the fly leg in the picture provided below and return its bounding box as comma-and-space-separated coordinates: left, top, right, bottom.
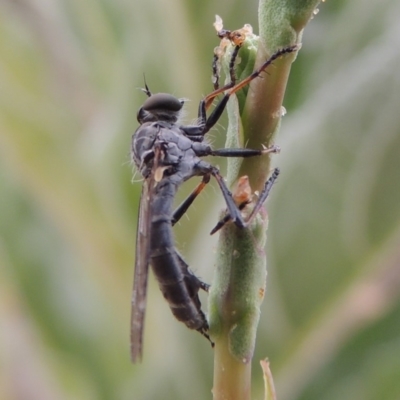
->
210, 168, 280, 234
211, 52, 220, 91
192, 140, 280, 159
209, 201, 248, 235
195, 161, 280, 231
170, 146, 279, 227
171, 175, 211, 226
192, 44, 241, 137
181, 46, 239, 140
175, 252, 213, 346
208, 144, 280, 158
194, 161, 247, 229
211, 44, 241, 94
198, 45, 298, 135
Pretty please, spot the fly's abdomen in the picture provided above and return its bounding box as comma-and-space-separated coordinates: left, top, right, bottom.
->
150, 184, 207, 331
151, 249, 207, 330
150, 217, 208, 330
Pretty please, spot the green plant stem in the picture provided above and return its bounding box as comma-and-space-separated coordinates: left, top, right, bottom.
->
213, 333, 251, 400
239, 50, 296, 190
210, 2, 321, 399
241, 0, 321, 191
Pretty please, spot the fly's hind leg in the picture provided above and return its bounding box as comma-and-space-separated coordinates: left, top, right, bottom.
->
210, 168, 280, 234
197, 326, 214, 348
194, 161, 280, 232
199, 281, 210, 292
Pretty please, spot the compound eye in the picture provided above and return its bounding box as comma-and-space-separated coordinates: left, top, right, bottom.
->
142, 93, 183, 112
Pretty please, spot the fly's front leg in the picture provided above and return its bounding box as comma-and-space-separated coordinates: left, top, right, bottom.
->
198, 45, 298, 136
211, 44, 241, 93
197, 45, 241, 133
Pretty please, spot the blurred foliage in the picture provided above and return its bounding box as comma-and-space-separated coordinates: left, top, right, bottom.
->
0, 0, 399, 400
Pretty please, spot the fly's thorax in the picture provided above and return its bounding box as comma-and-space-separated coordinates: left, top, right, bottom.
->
131, 122, 158, 168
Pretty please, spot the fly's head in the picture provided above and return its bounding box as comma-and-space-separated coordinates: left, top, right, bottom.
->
137, 93, 184, 124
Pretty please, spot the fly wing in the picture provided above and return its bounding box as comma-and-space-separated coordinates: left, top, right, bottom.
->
131, 179, 152, 363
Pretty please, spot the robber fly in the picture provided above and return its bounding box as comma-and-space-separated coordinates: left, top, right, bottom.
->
130, 37, 297, 362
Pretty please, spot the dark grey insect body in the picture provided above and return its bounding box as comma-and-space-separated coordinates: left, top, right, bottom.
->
132, 110, 212, 341
131, 44, 297, 362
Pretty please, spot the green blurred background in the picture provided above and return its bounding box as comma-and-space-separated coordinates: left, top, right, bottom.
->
1, 0, 400, 399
